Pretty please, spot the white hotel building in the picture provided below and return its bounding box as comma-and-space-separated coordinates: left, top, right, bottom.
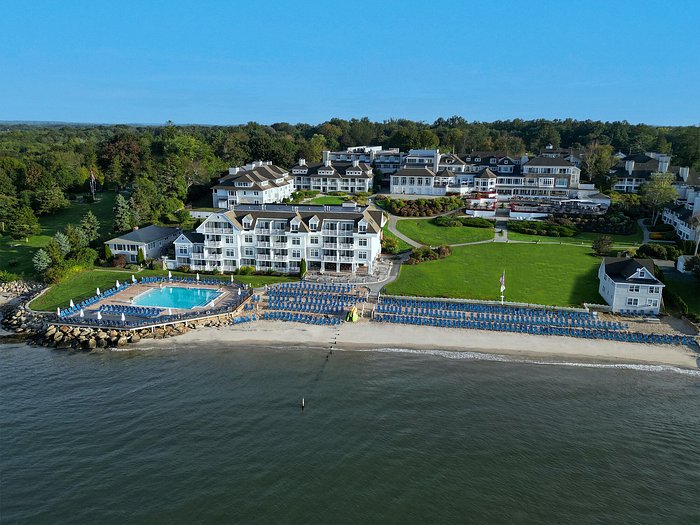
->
211, 161, 294, 209
174, 204, 385, 274
290, 158, 373, 194
598, 257, 664, 314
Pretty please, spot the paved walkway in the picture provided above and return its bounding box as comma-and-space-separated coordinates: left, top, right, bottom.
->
494, 220, 509, 243
637, 218, 675, 245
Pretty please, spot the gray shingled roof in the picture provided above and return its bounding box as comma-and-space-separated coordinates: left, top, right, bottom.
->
106, 225, 179, 245
602, 257, 660, 284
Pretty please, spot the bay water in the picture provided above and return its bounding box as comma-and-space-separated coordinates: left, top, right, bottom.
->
1, 342, 699, 524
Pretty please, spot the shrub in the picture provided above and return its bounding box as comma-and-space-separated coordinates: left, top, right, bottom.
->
239, 265, 255, 275
137, 249, 145, 265
407, 245, 452, 265
382, 236, 399, 254
592, 235, 614, 255
377, 196, 464, 217
112, 254, 127, 268
433, 216, 493, 229
125, 264, 140, 270
299, 258, 306, 278
508, 220, 577, 237
0, 270, 20, 283
177, 265, 190, 273
664, 290, 688, 315
105, 245, 113, 260
71, 247, 99, 267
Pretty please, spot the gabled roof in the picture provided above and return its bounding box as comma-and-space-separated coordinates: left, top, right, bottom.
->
475, 168, 498, 179
393, 167, 436, 178
291, 161, 372, 178
525, 156, 575, 167
180, 231, 204, 244
602, 257, 661, 284
106, 225, 179, 245
439, 153, 466, 165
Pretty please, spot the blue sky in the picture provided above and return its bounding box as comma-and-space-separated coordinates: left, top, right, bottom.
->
1, 0, 698, 125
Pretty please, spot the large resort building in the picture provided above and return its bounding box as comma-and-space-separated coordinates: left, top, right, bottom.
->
211, 161, 294, 209
290, 158, 373, 194
389, 150, 603, 202
173, 203, 385, 274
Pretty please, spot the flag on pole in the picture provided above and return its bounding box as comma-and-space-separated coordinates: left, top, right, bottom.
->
499, 270, 506, 293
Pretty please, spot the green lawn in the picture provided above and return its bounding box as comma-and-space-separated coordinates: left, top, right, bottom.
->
29, 268, 298, 311
507, 223, 644, 246
0, 192, 118, 278
396, 219, 494, 246
234, 275, 298, 288
308, 196, 345, 205
663, 271, 700, 315
384, 243, 602, 307
382, 224, 412, 252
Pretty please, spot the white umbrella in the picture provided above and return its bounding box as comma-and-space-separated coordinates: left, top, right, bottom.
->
69, 299, 74, 308
97, 311, 102, 321
57, 307, 61, 316
196, 273, 200, 282
230, 274, 234, 283
79, 309, 84, 318
131, 274, 136, 283
168, 270, 172, 279
120, 313, 126, 323
116, 280, 120, 288
238, 288, 241, 296
96, 287, 101, 295
168, 308, 173, 316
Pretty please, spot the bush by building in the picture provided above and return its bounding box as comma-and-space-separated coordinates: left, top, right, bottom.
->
377, 196, 463, 217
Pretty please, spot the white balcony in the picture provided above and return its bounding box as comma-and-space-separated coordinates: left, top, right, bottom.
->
323, 255, 338, 262
271, 241, 287, 248
257, 241, 271, 248
339, 256, 354, 263
204, 239, 222, 247
257, 254, 272, 261
323, 242, 339, 249
203, 228, 232, 234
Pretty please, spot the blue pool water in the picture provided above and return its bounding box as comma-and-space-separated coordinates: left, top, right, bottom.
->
132, 286, 222, 309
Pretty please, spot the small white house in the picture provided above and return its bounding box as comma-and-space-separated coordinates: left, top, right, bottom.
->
598, 257, 664, 314
105, 225, 180, 263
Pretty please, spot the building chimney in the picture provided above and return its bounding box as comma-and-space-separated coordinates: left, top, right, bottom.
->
322, 150, 330, 163
228, 167, 239, 175
299, 158, 306, 166
324, 158, 332, 167
658, 158, 670, 173
352, 159, 359, 167
679, 166, 689, 181
625, 160, 635, 175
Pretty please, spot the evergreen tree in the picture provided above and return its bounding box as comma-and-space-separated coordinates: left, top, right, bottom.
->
53, 232, 71, 257
299, 258, 306, 278
65, 223, 89, 250
80, 211, 100, 242
32, 249, 51, 274
113, 194, 132, 232
9, 206, 40, 239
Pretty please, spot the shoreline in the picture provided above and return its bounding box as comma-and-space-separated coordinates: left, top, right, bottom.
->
146, 320, 700, 370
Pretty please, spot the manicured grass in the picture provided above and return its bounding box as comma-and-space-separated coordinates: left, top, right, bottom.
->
384, 243, 602, 307
308, 196, 345, 205
29, 268, 299, 311
663, 271, 700, 315
382, 224, 412, 252
507, 223, 644, 246
395, 219, 494, 246
234, 275, 298, 288
0, 192, 118, 278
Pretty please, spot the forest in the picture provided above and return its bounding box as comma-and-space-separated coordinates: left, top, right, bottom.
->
0, 117, 698, 236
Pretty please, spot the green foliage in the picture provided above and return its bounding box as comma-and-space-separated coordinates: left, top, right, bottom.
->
0, 269, 20, 283
381, 236, 399, 254
65, 223, 89, 250
378, 196, 464, 217
34, 184, 70, 215
508, 220, 577, 237
433, 216, 494, 229
104, 244, 113, 260
592, 235, 614, 255
299, 258, 306, 278
636, 243, 680, 261
80, 211, 100, 242
32, 249, 52, 273
137, 248, 146, 265
113, 193, 132, 232
406, 245, 452, 265
53, 232, 71, 257
9, 206, 41, 239
685, 256, 700, 279
640, 172, 679, 224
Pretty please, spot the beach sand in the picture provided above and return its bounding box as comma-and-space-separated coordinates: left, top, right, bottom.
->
148, 320, 700, 369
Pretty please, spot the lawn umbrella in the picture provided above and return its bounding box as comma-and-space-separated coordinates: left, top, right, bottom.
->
116, 280, 120, 288
69, 299, 74, 308
168, 271, 172, 279
230, 274, 234, 283
56, 307, 61, 317
168, 308, 173, 316
238, 288, 241, 296
120, 313, 125, 323
97, 311, 102, 321
79, 309, 84, 318
96, 287, 101, 295
131, 275, 136, 283
196, 273, 200, 282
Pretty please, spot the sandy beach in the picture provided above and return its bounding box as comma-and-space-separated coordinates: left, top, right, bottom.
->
148, 320, 700, 370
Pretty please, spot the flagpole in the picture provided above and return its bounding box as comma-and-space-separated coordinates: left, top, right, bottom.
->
499, 269, 505, 305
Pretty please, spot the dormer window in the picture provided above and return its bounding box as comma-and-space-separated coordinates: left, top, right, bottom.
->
243, 221, 251, 230
639, 270, 646, 278
490, 158, 496, 164
475, 157, 481, 162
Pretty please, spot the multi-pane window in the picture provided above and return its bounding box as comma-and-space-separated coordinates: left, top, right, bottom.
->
628, 285, 640, 293
626, 298, 639, 306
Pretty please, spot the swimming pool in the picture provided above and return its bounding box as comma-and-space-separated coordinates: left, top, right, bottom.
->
132, 286, 222, 309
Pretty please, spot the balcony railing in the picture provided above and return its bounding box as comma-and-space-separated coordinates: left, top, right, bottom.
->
203, 228, 232, 234
257, 241, 271, 248
323, 255, 338, 262
257, 254, 272, 261
339, 256, 354, 263
204, 240, 222, 247
271, 241, 287, 248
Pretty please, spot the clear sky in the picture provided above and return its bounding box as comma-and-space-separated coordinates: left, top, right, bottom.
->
1, 0, 698, 126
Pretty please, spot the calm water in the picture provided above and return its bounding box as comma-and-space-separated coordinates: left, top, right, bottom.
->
1, 341, 699, 524
132, 286, 221, 309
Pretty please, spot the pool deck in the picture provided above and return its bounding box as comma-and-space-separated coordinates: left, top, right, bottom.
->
63, 281, 244, 325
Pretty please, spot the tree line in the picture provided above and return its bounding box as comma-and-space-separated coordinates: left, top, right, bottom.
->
1, 118, 698, 234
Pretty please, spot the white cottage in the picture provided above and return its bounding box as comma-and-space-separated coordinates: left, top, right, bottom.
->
598, 257, 664, 314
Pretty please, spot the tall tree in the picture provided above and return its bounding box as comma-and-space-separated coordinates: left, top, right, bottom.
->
640, 173, 678, 225
80, 211, 100, 242
113, 194, 132, 233
53, 232, 71, 257
32, 249, 51, 274
10, 206, 41, 239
